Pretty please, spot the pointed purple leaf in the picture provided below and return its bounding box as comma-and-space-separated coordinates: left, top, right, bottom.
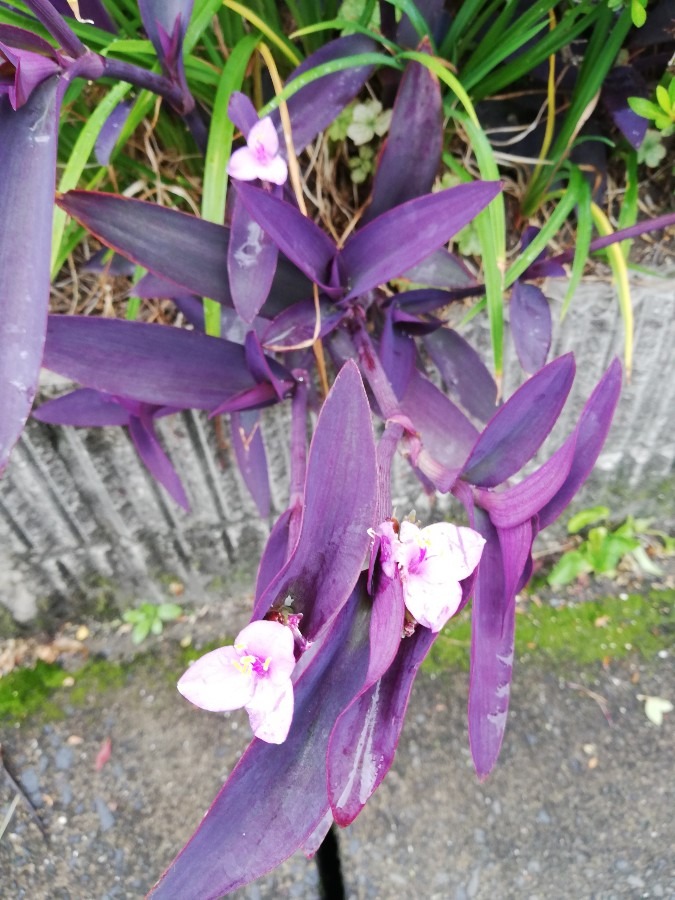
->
509, 281, 552, 374
94, 99, 132, 164
254, 505, 298, 599
233, 182, 337, 292
469, 511, 533, 779
227, 190, 279, 323
364, 55, 442, 223
138, 0, 193, 64
227, 91, 258, 138
328, 619, 436, 826
395, 287, 466, 316
462, 354, 576, 488
399, 370, 479, 491
423, 328, 498, 423
81, 247, 136, 277
150, 581, 372, 899
271, 34, 377, 154
58, 190, 234, 305
0, 77, 59, 474
262, 298, 345, 350
230, 409, 270, 518
33, 388, 131, 426
47, 0, 116, 32
538, 359, 622, 529
399, 246, 477, 289
379, 307, 416, 400
42, 316, 283, 411
475, 430, 577, 528
128, 415, 189, 510
252, 362, 377, 639
342, 181, 501, 299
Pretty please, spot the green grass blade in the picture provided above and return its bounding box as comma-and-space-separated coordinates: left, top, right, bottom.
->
561, 172, 592, 320
617, 150, 639, 260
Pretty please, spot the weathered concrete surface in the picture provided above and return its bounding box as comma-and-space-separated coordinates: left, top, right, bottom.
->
1, 651, 673, 898
1, 274, 674, 628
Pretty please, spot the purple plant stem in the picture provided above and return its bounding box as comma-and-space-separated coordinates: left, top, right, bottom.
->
23, 0, 87, 58
100, 56, 187, 112
375, 421, 403, 523
349, 315, 400, 420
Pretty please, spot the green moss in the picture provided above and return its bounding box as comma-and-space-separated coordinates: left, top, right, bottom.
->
425, 589, 675, 674
0, 661, 69, 721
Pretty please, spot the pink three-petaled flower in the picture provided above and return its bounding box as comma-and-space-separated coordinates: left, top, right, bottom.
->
177, 620, 295, 744
226, 116, 288, 186
374, 519, 485, 633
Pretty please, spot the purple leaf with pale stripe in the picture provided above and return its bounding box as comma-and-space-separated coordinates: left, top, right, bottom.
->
469, 510, 533, 780
227, 190, 279, 323
423, 329, 498, 423
364, 53, 442, 222
42, 316, 286, 411
262, 299, 345, 350
150, 581, 372, 900
230, 409, 270, 518
252, 362, 377, 640
0, 76, 59, 474
328, 615, 435, 826
462, 354, 576, 488
233, 182, 337, 292
538, 358, 622, 529
342, 182, 501, 299
509, 281, 552, 374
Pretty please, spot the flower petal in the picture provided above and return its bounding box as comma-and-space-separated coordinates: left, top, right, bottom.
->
402, 573, 462, 632
248, 116, 279, 157
246, 679, 294, 744
177, 647, 256, 712
236, 620, 295, 684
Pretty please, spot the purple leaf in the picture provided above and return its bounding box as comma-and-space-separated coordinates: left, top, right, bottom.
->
234, 182, 337, 292
33, 388, 131, 426
58, 191, 234, 305
509, 281, 552, 374
262, 299, 345, 350
462, 354, 576, 488
395, 287, 467, 316
81, 247, 136, 277
0, 76, 59, 474
602, 66, 648, 150
342, 181, 501, 299
474, 431, 577, 529
128, 414, 190, 510
227, 91, 258, 138
150, 582, 372, 899
379, 307, 416, 400
328, 617, 436, 826
230, 409, 270, 518
364, 53, 442, 222
399, 371, 479, 492
227, 191, 279, 324
254, 505, 298, 599
399, 246, 477, 289
42, 316, 284, 411
468, 510, 533, 780
538, 359, 622, 529
271, 34, 377, 154
138, 0, 194, 102
0, 26, 61, 110
47, 0, 116, 32
94, 99, 132, 164
423, 329, 498, 423
252, 362, 377, 640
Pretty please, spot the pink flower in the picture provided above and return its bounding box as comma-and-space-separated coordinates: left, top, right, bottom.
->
375, 519, 485, 633
226, 116, 288, 186
177, 620, 296, 744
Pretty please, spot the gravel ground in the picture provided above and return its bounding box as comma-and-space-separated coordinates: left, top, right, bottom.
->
1, 648, 673, 899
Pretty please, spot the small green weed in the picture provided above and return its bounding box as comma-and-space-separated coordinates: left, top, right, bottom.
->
123, 602, 183, 645
547, 507, 674, 587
